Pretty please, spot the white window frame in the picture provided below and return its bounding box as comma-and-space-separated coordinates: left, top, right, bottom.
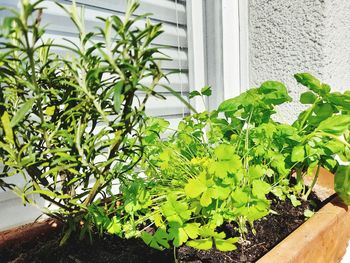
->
186, 0, 249, 111
186, 0, 207, 113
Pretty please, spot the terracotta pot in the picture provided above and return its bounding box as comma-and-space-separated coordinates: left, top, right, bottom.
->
258, 168, 350, 263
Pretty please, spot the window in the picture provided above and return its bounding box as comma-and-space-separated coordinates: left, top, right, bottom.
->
0, 0, 247, 229
0, 0, 190, 229
186, 0, 248, 111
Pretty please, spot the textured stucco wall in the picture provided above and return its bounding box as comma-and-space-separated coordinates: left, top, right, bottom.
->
249, 0, 350, 122
323, 0, 350, 89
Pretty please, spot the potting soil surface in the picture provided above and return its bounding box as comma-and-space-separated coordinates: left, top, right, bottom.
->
1, 192, 322, 263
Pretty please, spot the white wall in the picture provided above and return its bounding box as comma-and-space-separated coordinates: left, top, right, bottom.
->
249, 0, 350, 123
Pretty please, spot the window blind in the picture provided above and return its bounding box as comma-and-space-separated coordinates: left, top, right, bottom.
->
0, 0, 189, 230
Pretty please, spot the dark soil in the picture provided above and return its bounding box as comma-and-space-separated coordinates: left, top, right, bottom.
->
0, 193, 323, 263
177, 192, 323, 263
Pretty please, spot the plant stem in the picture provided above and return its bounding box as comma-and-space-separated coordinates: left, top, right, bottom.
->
83, 178, 101, 207
173, 247, 179, 263
243, 110, 254, 181
23, 23, 54, 155
295, 167, 307, 196
318, 132, 350, 149
303, 163, 321, 200
298, 98, 320, 130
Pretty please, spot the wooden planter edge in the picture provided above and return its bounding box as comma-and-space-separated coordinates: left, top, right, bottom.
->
0, 219, 60, 250
258, 168, 350, 263
1, 169, 349, 263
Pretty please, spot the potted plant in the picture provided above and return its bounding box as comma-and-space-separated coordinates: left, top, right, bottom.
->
0, 0, 189, 247
99, 75, 350, 262
1, 0, 350, 262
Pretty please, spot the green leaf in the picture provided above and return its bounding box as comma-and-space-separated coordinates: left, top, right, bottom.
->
200, 188, 214, 207
259, 81, 292, 105
153, 229, 170, 248
184, 223, 200, 239
294, 73, 323, 94
168, 225, 188, 247
314, 103, 333, 119
210, 213, 224, 227
186, 238, 212, 250
184, 173, 207, 198
271, 186, 286, 200
218, 97, 240, 113
304, 209, 314, 218
19, 154, 36, 167
189, 90, 201, 99
328, 92, 350, 110
290, 195, 301, 207
335, 165, 350, 204
2, 16, 14, 35
198, 227, 225, 239
141, 231, 153, 245
324, 140, 344, 154
145, 117, 170, 134
231, 188, 250, 204
291, 145, 305, 162
30, 188, 71, 199
141, 228, 170, 250
45, 106, 56, 116
321, 83, 331, 94
158, 148, 172, 170
215, 237, 239, 252
214, 144, 235, 160
248, 165, 265, 180
143, 117, 170, 144
122, 181, 151, 213
316, 115, 350, 136
209, 145, 242, 179
161, 193, 191, 225
323, 157, 338, 172
200, 85, 212, 96
113, 81, 123, 113
300, 91, 317, 104
10, 99, 35, 127
243, 203, 270, 221
252, 180, 271, 199
107, 216, 122, 235
209, 160, 241, 179
295, 73, 331, 96
270, 153, 290, 176
185, 173, 217, 207
212, 185, 231, 200
1, 112, 14, 143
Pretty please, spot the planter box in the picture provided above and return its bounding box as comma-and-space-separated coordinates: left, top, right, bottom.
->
1, 168, 349, 262
0, 219, 60, 251
258, 168, 350, 263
